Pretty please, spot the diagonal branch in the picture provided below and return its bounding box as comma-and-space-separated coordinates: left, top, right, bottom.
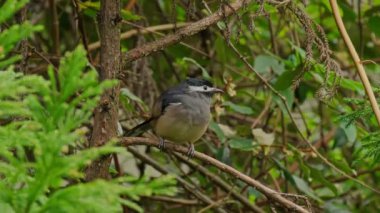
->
121, 137, 310, 213
123, 0, 252, 65
173, 152, 265, 213
127, 147, 228, 213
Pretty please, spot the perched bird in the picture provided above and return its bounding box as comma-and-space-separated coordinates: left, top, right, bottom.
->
127, 78, 223, 156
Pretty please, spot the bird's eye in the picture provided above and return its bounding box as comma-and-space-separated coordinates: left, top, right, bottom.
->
203, 85, 208, 90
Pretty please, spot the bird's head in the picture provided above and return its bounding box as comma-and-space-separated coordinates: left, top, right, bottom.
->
185, 78, 224, 97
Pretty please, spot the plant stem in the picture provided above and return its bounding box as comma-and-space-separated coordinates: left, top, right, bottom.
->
329, 0, 380, 127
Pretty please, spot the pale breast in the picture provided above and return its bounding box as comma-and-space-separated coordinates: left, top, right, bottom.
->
154, 101, 211, 143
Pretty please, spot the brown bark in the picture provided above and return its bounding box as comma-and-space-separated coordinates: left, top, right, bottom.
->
123, 0, 252, 65
85, 0, 121, 181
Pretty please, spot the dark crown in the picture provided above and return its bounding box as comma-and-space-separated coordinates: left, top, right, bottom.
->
185, 78, 213, 87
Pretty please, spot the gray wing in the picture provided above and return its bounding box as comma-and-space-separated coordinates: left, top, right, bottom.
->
152, 84, 186, 118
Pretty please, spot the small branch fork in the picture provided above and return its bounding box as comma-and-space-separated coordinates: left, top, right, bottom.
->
121, 137, 310, 213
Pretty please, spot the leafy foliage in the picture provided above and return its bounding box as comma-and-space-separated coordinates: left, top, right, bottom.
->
3, 0, 380, 212
0, 0, 42, 69
0, 2, 177, 212
0, 47, 176, 212
361, 132, 380, 162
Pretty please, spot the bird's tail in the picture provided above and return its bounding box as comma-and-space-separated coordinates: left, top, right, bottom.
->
125, 118, 153, 137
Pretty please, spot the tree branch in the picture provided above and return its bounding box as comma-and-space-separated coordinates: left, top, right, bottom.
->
123, 0, 252, 65
121, 137, 310, 213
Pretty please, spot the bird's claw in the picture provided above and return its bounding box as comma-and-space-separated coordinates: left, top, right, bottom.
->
186, 143, 195, 158
158, 137, 166, 151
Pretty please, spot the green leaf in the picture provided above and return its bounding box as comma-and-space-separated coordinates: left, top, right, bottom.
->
120, 199, 143, 213
0, 55, 22, 69
364, 6, 380, 17
209, 121, 225, 142
216, 146, 231, 165
330, 158, 355, 175
229, 137, 257, 151
273, 88, 294, 114
333, 123, 356, 148
0, 202, 15, 213
182, 57, 211, 80
120, 88, 145, 104
292, 175, 321, 201
310, 167, 337, 195
273, 70, 298, 90
340, 78, 364, 94
273, 159, 296, 186
368, 16, 380, 37
79, 1, 140, 20
0, 22, 43, 59
254, 55, 285, 75
224, 101, 253, 115
0, 0, 28, 23
324, 201, 351, 213
274, 65, 302, 90
333, 128, 348, 148
340, 122, 357, 143
121, 10, 141, 21
339, 1, 356, 22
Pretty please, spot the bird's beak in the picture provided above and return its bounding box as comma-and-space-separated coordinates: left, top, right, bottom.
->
211, 87, 224, 93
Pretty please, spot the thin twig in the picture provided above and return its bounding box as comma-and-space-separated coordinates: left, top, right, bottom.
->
198, 193, 233, 213
127, 147, 228, 213
251, 95, 272, 129
313, 167, 380, 189
280, 111, 288, 192
142, 195, 200, 205
26, 43, 58, 72
72, 0, 93, 62
88, 23, 189, 51
48, 0, 60, 56
173, 152, 265, 213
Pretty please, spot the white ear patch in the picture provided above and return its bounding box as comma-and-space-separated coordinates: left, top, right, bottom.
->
169, 102, 182, 106
189, 85, 209, 92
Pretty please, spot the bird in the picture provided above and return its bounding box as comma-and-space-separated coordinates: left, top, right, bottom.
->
126, 78, 223, 156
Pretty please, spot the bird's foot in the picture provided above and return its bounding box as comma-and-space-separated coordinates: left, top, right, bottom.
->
158, 137, 166, 151
186, 143, 195, 158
